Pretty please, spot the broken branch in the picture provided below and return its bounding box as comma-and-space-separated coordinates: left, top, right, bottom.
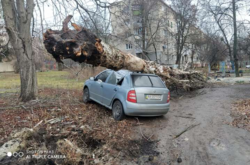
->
173, 123, 201, 139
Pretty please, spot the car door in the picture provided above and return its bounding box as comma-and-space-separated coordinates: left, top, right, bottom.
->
90, 70, 111, 103
102, 71, 119, 106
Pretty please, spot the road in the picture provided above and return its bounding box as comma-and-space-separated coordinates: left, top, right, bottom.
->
134, 84, 250, 165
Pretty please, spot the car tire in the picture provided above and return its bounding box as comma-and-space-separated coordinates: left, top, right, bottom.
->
83, 87, 91, 103
112, 100, 125, 121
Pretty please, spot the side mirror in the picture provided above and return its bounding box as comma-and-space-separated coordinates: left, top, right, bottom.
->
90, 77, 94, 81
97, 79, 103, 83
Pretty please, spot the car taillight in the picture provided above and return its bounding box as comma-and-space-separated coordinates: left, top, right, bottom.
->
127, 90, 137, 103
167, 91, 170, 103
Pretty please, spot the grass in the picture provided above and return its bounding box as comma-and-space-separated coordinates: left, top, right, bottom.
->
37, 71, 84, 89
0, 70, 85, 93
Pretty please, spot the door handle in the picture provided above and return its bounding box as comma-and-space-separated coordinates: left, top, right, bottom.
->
114, 88, 117, 91
101, 85, 103, 87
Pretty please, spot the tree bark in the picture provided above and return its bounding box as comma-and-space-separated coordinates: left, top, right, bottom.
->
232, 0, 239, 77
58, 63, 64, 71
43, 16, 206, 91
191, 49, 194, 69
2, 0, 37, 102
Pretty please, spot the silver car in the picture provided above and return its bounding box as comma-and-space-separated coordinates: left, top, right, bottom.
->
83, 69, 170, 121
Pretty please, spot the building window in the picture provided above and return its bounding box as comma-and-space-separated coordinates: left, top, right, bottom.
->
135, 27, 142, 35
125, 32, 131, 38
132, 4, 142, 10
132, 4, 142, 16
134, 16, 142, 23
122, 6, 129, 15
164, 29, 167, 37
162, 6, 165, 11
171, 22, 173, 28
126, 44, 133, 50
162, 45, 167, 51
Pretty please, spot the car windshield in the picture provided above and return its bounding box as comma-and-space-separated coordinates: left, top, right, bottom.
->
132, 75, 165, 88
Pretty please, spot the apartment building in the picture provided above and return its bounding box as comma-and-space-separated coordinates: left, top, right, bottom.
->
0, 18, 8, 44
0, 17, 14, 72
110, 0, 203, 67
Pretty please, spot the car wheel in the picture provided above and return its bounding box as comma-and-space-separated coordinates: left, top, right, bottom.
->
112, 100, 125, 121
83, 87, 91, 103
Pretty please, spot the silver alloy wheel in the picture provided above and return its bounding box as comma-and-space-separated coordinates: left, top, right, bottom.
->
112, 100, 124, 121
114, 104, 121, 118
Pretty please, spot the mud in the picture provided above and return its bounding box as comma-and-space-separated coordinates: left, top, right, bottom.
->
134, 84, 250, 165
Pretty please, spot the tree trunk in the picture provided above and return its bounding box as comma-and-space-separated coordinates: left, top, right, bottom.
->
18, 52, 37, 101
232, 0, 239, 77
43, 16, 206, 91
176, 52, 181, 68
191, 49, 194, 69
228, 47, 234, 70
2, 0, 37, 102
58, 63, 64, 71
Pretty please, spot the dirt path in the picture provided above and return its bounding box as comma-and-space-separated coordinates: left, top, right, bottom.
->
134, 84, 250, 165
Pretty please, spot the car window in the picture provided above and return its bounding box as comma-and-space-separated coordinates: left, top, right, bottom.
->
121, 77, 128, 86
117, 78, 124, 86
132, 75, 165, 88
132, 75, 152, 87
115, 72, 125, 86
96, 70, 111, 82
107, 72, 117, 85
149, 76, 165, 88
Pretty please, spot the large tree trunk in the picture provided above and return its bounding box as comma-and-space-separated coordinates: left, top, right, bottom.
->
18, 52, 37, 101
43, 16, 206, 91
2, 0, 37, 102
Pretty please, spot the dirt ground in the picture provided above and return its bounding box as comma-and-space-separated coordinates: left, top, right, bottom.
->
133, 84, 250, 165
0, 88, 139, 164
0, 84, 250, 165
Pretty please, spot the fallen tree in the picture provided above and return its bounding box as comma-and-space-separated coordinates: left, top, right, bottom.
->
43, 15, 206, 91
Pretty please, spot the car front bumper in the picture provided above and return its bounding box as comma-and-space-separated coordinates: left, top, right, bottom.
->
124, 101, 170, 116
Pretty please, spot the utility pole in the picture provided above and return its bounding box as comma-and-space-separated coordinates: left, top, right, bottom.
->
233, 0, 239, 77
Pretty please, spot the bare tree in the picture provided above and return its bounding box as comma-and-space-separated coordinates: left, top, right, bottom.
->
238, 33, 250, 63
204, 35, 227, 68
1, 0, 37, 102
170, 0, 198, 68
110, 0, 172, 63
187, 30, 205, 69
200, 0, 245, 76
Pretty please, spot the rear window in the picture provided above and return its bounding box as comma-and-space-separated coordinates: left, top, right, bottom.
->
149, 76, 165, 88
132, 75, 165, 88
